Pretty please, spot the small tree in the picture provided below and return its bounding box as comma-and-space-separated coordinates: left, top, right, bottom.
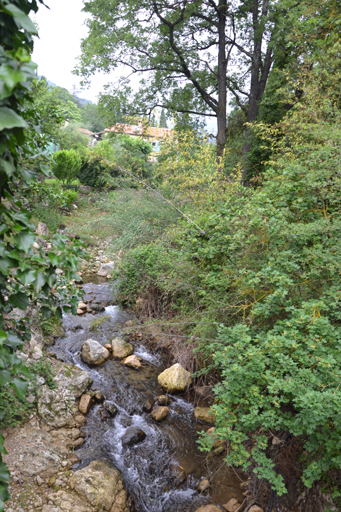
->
51, 149, 82, 184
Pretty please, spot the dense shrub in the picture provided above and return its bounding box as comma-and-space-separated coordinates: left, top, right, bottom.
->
51, 149, 82, 184
114, 42, 341, 496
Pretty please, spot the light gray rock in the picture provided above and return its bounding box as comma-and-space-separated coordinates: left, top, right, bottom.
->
16, 428, 61, 477
53, 363, 91, 398
69, 460, 129, 511
30, 335, 43, 360
35, 222, 50, 236
97, 261, 115, 277
81, 339, 110, 365
37, 386, 77, 428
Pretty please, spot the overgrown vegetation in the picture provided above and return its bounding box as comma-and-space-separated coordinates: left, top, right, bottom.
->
110, 17, 341, 506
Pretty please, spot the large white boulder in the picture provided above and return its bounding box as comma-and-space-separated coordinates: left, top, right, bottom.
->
98, 261, 115, 277
35, 222, 50, 236
157, 363, 192, 393
81, 339, 110, 365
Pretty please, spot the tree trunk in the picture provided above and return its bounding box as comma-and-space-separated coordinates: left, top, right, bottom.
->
216, 0, 227, 160
241, 0, 272, 183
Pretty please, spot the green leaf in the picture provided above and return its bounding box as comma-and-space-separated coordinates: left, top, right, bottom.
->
3, 4, 38, 34
0, 257, 14, 276
0, 463, 10, 483
15, 230, 35, 253
8, 292, 28, 310
11, 378, 28, 401
40, 306, 52, 318
5, 333, 23, 349
47, 252, 60, 266
34, 272, 46, 293
0, 107, 28, 131
20, 167, 36, 184
0, 370, 12, 386
16, 269, 36, 285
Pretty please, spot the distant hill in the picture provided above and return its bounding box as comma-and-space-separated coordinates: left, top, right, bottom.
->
39, 76, 93, 105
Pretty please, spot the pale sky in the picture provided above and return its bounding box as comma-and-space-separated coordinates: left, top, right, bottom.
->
31, 0, 217, 132
32, 0, 109, 103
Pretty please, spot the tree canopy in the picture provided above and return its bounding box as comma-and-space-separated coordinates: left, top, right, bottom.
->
76, 0, 301, 159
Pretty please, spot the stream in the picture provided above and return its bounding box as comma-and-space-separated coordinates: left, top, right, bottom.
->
49, 279, 243, 512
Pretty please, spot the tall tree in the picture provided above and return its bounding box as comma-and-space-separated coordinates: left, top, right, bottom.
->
77, 0, 298, 162
159, 108, 168, 128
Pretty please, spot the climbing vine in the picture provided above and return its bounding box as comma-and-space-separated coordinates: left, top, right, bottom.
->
0, 2, 84, 509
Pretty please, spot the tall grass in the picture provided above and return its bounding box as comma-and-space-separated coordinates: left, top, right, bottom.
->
73, 189, 179, 251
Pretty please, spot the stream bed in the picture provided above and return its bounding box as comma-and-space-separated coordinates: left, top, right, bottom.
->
49, 280, 243, 512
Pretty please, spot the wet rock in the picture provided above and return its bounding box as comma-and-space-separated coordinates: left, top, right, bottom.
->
157, 363, 192, 393
194, 406, 216, 424
142, 396, 154, 412
111, 337, 134, 359
198, 479, 210, 492
78, 394, 92, 414
151, 406, 169, 421
92, 389, 105, 402
121, 427, 146, 447
98, 262, 115, 277
223, 499, 243, 512
170, 465, 187, 485
81, 339, 110, 365
69, 460, 128, 511
35, 222, 50, 236
195, 506, 221, 512
157, 394, 169, 405
99, 402, 118, 420
91, 302, 105, 311
123, 354, 141, 369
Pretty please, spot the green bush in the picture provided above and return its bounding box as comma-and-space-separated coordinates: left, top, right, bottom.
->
51, 149, 82, 185
63, 189, 79, 208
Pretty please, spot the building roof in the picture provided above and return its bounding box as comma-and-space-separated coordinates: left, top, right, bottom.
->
105, 123, 172, 139
79, 128, 94, 136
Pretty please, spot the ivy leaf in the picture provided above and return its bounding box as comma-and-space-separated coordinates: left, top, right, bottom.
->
0, 107, 27, 131
0, 463, 10, 483
3, 4, 38, 34
11, 378, 28, 401
40, 306, 52, 318
15, 230, 35, 253
8, 292, 29, 310
0, 370, 12, 386
16, 269, 36, 285
5, 333, 23, 349
0, 257, 14, 276
34, 272, 46, 293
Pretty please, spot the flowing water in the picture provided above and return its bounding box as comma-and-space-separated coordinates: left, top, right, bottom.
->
49, 280, 243, 512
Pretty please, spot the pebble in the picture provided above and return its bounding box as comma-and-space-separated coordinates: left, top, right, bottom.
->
198, 479, 210, 492
36, 475, 44, 485
62, 461, 68, 467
